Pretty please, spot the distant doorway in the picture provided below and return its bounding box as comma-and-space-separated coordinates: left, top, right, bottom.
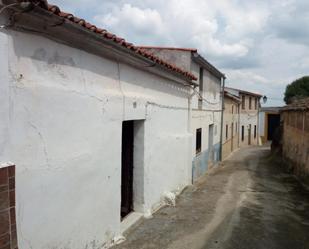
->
267, 114, 280, 141
231, 123, 234, 151
121, 121, 134, 219
248, 124, 252, 145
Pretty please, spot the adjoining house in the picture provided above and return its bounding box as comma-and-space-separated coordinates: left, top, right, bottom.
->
139, 47, 225, 182
0, 1, 200, 248
222, 91, 241, 160
281, 98, 309, 181
225, 88, 262, 147
259, 107, 282, 144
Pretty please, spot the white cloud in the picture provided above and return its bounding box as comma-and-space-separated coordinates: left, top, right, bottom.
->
95, 4, 166, 38
91, 0, 269, 58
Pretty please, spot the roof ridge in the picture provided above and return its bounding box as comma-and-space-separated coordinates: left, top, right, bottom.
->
138, 46, 198, 52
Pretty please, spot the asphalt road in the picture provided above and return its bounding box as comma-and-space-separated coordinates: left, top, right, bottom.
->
112, 146, 309, 249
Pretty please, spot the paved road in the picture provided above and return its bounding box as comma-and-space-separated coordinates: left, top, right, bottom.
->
112, 146, 309, 249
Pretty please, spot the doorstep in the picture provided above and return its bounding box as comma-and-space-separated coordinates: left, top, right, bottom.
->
121, 212, 144, 236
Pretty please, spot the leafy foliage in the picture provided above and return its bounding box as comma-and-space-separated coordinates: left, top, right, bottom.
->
284, 76, 309, 104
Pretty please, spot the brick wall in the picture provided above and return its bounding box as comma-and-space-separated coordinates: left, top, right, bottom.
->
0, 165, 17, 249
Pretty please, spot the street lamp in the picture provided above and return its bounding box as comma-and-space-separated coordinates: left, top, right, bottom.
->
263, 95, 267, 104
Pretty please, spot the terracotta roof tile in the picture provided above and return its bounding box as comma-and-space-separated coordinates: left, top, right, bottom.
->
138, 46, 198, 52
25, 0, 197, 81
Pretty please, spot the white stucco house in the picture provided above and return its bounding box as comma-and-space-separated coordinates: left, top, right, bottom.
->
139, 47, 225, 182
0, 1, 200, 248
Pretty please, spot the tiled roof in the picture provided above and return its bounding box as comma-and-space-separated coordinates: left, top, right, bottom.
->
22, 0, 197, 81
225, 87, 263, 98
138, 46, 198, 52
281, 98, 309, 111
224, 91, 241, 102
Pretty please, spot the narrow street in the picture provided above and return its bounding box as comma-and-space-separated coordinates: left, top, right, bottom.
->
113, 146, 309, 249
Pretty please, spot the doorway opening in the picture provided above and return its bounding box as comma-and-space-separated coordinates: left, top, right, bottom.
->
121, 120, 145, 220
121, 121, 134, 219
248, 124, 252, 145
267, 114, 280, 141
231, 123, 234, 151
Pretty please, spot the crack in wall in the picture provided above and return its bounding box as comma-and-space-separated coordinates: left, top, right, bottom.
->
28, 122, 51, 169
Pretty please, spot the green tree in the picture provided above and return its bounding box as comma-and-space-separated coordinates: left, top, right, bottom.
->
284, 76, 309, 104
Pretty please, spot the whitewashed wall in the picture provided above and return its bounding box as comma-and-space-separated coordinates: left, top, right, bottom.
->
0, 30, 192, 249
259, 111, 265, 136
190, 61, 222, 180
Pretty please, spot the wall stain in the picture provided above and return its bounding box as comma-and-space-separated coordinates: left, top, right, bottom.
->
31, 48, 76, 81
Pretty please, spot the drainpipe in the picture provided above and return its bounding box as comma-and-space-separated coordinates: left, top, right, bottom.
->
257, 98, 260, 145
238, 102, 241, 148
219, 76, 226, 161
188, 85, 196, 184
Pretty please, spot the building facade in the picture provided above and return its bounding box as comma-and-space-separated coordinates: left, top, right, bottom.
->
281, 98, 309, 181
0, 1, 198, 249
226, 88, 262, 148
222, 92, 241, 160
139, 47, 225, 182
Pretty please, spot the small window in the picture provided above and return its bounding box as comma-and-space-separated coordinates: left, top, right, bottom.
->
226, 124, 228, 140
242, 95, 245, 109
254, 125, 257, 138
236, 123, 238, 133
232, 105, 234, 114
241, 126, 245, 141
255, 98, 258, 110
196, 128, 202, 155
249, 97, 252, 110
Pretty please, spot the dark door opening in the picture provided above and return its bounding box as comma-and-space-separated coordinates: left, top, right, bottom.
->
267, 114, 280, 141
231, 123, 234, 151
121, 121, 134, 219
248, 124, 252, 145
196, 128, 202, 155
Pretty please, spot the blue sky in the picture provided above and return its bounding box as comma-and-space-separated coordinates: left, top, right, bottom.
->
51, 0, 309, 106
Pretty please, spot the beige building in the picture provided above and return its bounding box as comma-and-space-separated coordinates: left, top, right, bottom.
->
281, 98, 309, 181
222, 91, 241, 160
225, 88, 262, 151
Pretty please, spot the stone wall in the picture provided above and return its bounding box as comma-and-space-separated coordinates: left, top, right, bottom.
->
282, 111, 309, 180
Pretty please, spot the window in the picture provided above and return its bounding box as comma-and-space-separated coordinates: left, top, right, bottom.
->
241, 95, 246, 109
232, 105, 234, 114
226, 124, 228, 140
198, 67, 203, 109
254, 125, 257, 138
196, 128, 202, 155
255, 98, 258, 110
249, 97, 252, 110
241, 126, 245, 141
236, 123, 238, 133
